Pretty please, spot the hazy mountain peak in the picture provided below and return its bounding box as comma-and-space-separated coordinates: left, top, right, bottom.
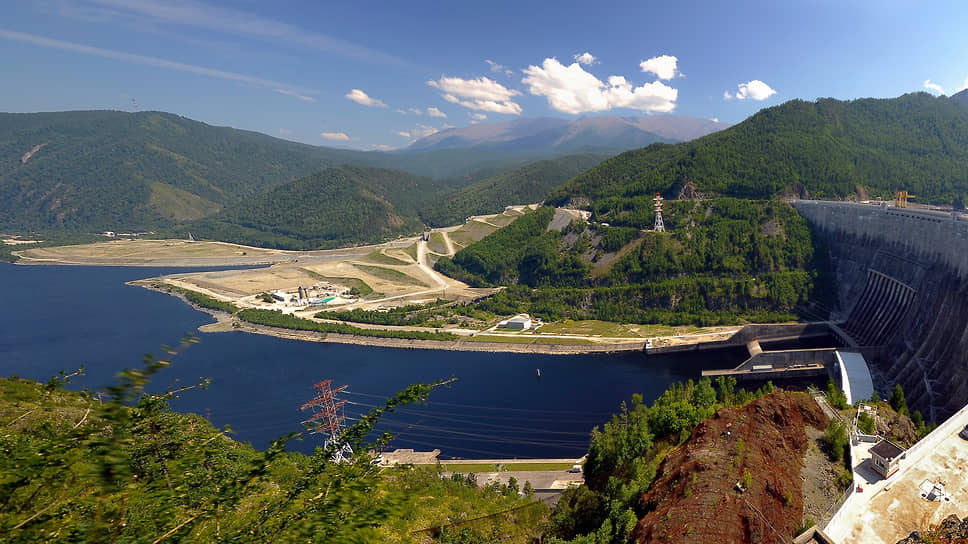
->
406, 115, 730, 153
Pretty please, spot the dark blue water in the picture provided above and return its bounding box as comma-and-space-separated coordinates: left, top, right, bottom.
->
0, 263, 742, 459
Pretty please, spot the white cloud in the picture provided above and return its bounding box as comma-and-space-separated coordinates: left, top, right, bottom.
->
469, 113, 487, 120
371, 144, 394, 151
427, 106, 447, 118
573, 52, 598, 66
413, 124, 439, 138
320, 132, 350, 141
273, 88, 315, 102
485, 59, 513, 76
395, 131, 411, 138
427, 75, 522, 114
277, 128, 292, 136
956, 77, 968, 92
345, 88, 387, 107
711, 118, 719, 123
0, 29, 318, 100
639, 55, 678, 80
395, 108, 407, 114
72, 0, 403, 64
733, 80, 777, 101
923, 80, 944, 94
409, 107, 423, 114
521, 58, 678, 114
723, 90, 733, 100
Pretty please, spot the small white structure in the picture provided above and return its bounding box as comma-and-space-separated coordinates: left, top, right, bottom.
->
499, 314, 532, 330
870, 439, 904, 479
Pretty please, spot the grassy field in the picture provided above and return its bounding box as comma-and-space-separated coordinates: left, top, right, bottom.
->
486, 214, 517, 227
427, 232, 449, 255
537, 320, 722, 338
353, 264, 429, 287
449, 220, 499, 246
362, 250, 411, 266
464, 334, 596, 345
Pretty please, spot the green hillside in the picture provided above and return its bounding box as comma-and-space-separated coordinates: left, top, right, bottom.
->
437, 199, 826, 325
419, 153, 608, 227
0, 110, 552, 233
188, 165, 448, 249
548, 93, 968, 222
0, 370, 546, 543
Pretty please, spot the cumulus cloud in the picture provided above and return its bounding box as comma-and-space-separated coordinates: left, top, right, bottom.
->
711, 118, 719, 123
573, 52, 598, 66
958, 77, 968, 92
427, 106, 447, 118
469, 113, 487, 120
521, 58, 678, 114
732, 80, 777, 101
320, 132, 350, 141
723, 90, 733, 100
639, 54, 678, 80
395, 131, 411, 138
485, 59, 514, 76
345, 88, 387, 107
427, 75, 522, 114
923, 80, 944, 94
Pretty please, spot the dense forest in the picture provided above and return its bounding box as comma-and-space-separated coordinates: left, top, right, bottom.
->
187, 166, 447, 249
437, 199, 829, 325
548, 93, 968, 210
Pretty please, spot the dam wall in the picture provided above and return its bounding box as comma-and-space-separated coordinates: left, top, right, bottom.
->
793, 200, 968, 420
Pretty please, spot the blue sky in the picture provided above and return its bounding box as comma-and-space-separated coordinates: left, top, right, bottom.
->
2, 0, 966, 150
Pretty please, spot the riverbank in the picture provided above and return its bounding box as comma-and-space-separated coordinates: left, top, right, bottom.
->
144, 281, 648, 355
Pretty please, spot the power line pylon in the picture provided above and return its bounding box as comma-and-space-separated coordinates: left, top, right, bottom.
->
300, 379, 352, 462
653, 193, 665, 232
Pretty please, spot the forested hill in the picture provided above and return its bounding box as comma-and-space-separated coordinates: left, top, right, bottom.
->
0, 110, 563, 232
419, 153, 608, 227
187, 165, 446, 249
0, 110, 343, 231
548, 93, 968, 219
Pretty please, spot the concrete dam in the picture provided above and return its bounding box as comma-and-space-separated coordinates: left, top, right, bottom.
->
793, 200, 968, 422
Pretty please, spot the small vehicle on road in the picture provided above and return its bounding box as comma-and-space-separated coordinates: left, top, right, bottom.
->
960, 424, 968, 440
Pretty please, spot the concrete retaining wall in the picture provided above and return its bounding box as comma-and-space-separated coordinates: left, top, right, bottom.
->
792, 201, 968, 280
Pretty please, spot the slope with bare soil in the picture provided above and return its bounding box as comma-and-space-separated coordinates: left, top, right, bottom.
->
633, 392, 828, 544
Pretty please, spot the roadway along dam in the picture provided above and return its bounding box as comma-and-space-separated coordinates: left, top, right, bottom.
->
793, 200, 968, 422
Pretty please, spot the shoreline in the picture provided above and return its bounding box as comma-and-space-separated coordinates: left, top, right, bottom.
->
140, 282, 647, 355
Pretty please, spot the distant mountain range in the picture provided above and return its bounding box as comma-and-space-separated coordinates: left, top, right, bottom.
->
406, 115, 730, 153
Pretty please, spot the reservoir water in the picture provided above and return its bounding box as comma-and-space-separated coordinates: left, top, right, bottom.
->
0, 263, 743, 459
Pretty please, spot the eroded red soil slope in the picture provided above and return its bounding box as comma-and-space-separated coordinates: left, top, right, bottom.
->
633, 391, 827, 544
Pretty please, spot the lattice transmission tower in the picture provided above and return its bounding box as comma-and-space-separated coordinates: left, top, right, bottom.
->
653, 193, 665, 232
300, 379, 352, 462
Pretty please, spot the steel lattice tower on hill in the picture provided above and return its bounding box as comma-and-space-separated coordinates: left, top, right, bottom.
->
654, 193, 665, 232
300, 379, 353, 462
